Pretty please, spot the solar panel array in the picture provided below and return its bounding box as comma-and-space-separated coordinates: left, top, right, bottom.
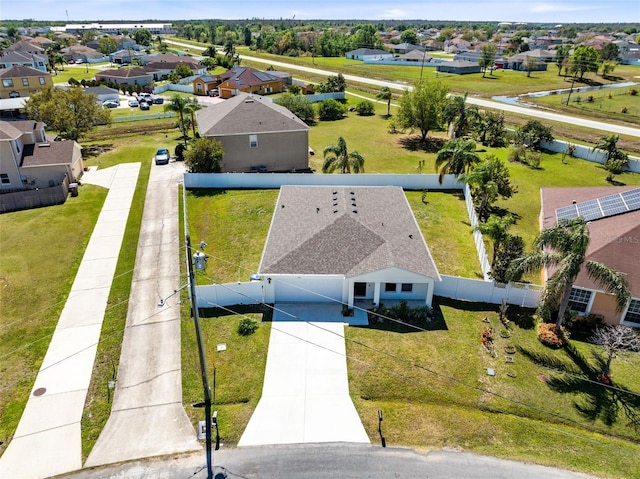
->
555, 187, 640, 223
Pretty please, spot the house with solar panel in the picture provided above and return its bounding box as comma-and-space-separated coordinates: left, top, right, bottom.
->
195, 93, 310, 173
541, 187, 640, 327
212, 67, 286, 99
257, 185, 441, 308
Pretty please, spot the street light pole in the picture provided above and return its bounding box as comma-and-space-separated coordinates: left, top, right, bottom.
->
186, 234, 213, 479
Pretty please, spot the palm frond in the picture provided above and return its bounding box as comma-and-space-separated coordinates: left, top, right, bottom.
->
586, 261, 631, 311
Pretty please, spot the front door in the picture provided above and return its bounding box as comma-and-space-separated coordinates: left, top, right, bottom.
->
354, 282, 367, 297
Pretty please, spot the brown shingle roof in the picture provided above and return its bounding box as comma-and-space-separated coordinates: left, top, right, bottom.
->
196, 93, 308, 136
21, 141, 76, 166
218, 67, 281, 89
541, 187, 640, 298
259, 186, 441, 279
0, 65, 49, 78
95, 67, 154, 78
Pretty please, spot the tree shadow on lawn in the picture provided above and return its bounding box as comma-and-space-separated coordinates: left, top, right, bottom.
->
82, 143, 114, 159
189, 188, 227, 197
398, 135, 446, 153
519, 342, 640, 434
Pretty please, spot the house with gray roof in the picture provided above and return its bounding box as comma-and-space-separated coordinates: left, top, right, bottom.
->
258, 185, 441, 307
345, 48, 393, 61
196, 93, 309, 173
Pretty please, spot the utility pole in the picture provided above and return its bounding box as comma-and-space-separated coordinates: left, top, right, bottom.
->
186, 234, 213, 479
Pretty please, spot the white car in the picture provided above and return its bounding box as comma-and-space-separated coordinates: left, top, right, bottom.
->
128, 99, 139, 107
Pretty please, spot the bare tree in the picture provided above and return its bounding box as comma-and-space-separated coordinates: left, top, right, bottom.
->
591, 325, 640, 380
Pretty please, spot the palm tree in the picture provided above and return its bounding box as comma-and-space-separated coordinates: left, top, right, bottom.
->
459, 155, 516, 220
434, 138, 480, 184
322, 136, 365, 174
184, 98, 202, 139
474, 214, 515, 271
592, 134, 620, 162
442, 92, 477, 139
376, 86, 392, 117
508, 217, 630, 328
164, 95, 190, 147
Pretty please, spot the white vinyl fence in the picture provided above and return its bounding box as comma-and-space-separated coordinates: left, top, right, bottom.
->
540, 139, 640, 173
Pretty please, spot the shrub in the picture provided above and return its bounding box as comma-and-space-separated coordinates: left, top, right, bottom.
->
621, 107, 628, 114
317, 99, 347, 121
587, 95, 594, 103
537, 323, 570, 348
630, 88, 638, 96
355, 100, 375, 116
369, 300, 434, 329
238, 317, 259, 336
175, 143, 186, 161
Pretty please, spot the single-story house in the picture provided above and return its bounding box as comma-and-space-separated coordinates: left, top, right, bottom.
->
62, 45, 108, 64
453, 51, 482, 63
0, 65, 53, 99
146, 55, 207, 78
436, 60, 482, 75
83, 86, 120, 103
345, 48, 394, 61
215, 67, 286, 99
95, 67, 155, 87
0, 51, 48, 72
258, 185, 441, 308
392, 43, 424, 54
504, 51, 552, 71
110, 49, 145, 65
399, 50, 432, 63
0, 120, 83, 193
540, 187, 640, 327
196, 93, 309, 173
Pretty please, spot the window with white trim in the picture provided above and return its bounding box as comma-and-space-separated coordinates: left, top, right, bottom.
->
1, 173, 11, 185
401, 283, 413, 292
624, 299, 640, 325
22, 78, 29, 86
384, 283, 396, 292
2, 79, 13, 87
39, 77, 46, 85
249, 134, 258, 148
568, 288, 592, 313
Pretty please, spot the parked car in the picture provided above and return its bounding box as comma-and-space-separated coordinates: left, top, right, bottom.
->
154, 148, 170, 165
139, 101, 150, 111
102, 100, 119, 109
152, 96, 164, 104
75, 59, 83, 64
128, 98, 139, 107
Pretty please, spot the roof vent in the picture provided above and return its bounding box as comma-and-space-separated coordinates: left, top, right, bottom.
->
409, 234, 413, 239
333, 209, 338, 214
352, 209, 358, 214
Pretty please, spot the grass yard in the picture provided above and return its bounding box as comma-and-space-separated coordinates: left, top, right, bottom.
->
51, 66, 103, 84
346, 297, 640, 479
0, 185, 107, 455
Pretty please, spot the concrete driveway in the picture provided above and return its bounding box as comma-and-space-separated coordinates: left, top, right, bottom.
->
86, 159, 201, 467
238, 303, 370, 446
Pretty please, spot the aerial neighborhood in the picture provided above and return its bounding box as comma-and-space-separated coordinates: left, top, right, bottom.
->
1, 15, 640, 479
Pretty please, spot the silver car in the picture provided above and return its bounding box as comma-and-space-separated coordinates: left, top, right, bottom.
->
154, 148, 170, 165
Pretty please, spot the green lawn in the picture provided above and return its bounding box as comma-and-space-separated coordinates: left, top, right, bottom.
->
347, 298, 640, 479
0, 185, 107, 455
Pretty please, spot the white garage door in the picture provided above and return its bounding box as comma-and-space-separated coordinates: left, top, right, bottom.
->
273, 276, 343, 303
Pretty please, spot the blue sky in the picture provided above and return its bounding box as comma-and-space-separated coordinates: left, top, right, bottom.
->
2, 0, 639, 24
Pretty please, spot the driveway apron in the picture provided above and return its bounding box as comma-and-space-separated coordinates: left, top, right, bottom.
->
86, 161, 200, 467
0, 163, 140, 479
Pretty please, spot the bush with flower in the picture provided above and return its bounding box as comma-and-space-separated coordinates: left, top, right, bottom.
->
537, 322, 570, 348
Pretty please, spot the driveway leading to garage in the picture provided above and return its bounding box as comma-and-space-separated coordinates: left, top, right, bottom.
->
238, 303, 369, 446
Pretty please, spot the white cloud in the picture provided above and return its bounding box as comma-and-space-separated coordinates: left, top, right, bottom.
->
530, 3, 599, 13
379, 9, 410, 19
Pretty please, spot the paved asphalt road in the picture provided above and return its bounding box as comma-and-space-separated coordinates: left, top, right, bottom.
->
61, 443, 599, 479
165, 39, 640, 139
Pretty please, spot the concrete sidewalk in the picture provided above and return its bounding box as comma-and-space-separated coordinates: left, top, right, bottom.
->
238, 303, 370, 446
0, 163, 140, 479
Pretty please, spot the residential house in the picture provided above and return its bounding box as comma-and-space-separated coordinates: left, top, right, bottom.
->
503, 51, 550, 71
62, 45, 108, 64
5, 40, 45, 56
95, 67, 154, 87
436, 60, 482, 75
214, 67, 286, 99
0, 66, 53, 99
392, 43, 424, 54
145, 53, 206, 78
27, 36, 55, 50
193, 75, 218, 96
83, 86, 120, 103
444, 38, 472, 53
0, 120, 83, 195
345, 48, 394, 61
111, 49, 145, 65
0, 51, 48, 72
540, 187, 640, 327
196, 93, 309, 173
258, 185, 441, 308
399, 50, 432, 63
453, 51, 482, 63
